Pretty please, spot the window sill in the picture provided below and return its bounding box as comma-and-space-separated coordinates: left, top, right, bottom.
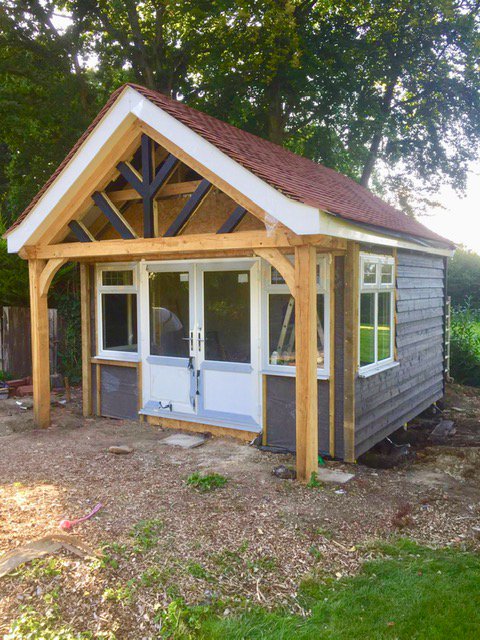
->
93, 353, 140, 364
358, 360, 399, 379
261, 368, 329, 380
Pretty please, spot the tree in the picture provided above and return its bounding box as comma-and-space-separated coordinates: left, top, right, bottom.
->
448, 247, 480, 308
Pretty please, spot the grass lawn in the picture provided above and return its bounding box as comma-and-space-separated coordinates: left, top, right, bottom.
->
171, 540, 480, 640
360, 325, 391, 366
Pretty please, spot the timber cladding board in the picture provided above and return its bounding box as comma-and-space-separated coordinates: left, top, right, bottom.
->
355, 249, 446, 458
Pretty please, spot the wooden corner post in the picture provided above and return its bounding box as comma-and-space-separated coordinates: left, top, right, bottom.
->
343, 241, 359, 462
80, 264, 92, 416
294, 244, 318, 481
28, 259, 50, 428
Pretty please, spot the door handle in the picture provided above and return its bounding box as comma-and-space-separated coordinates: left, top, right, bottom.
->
182, 331, 194, 350
197, 331, 206, 351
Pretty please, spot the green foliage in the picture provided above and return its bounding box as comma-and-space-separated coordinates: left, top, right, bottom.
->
155, 598, 213, 640
448, 248, 480, 309
102, 581, 135, 604
306, 472, 323, 489
450, 302, 480, 387
186, 472, 228, 492
129, 518, 164, 552
199, 540, 480, 639
4, 605, 103, 640
0, 218, 29, 307
51, 264, 82, 383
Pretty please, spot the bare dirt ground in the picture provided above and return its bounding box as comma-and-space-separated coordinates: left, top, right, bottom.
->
0, 384, 479, 637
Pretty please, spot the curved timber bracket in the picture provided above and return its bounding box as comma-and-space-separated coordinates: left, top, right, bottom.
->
254, 248, 295, 295
39, 258, 68, 298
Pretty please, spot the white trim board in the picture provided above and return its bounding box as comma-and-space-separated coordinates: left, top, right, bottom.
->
6, 86, 453, 257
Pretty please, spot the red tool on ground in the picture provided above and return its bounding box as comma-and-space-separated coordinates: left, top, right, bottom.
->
59, 503, 103, 531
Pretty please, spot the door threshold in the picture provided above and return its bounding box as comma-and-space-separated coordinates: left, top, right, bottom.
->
139, 407, 261, 434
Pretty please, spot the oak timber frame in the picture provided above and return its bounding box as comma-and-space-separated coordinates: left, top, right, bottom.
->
19, 124, 359, 480
26, 228, 347, 480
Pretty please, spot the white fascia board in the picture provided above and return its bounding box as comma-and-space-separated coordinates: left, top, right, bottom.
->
131, 97, 323, 236
6, 87, 144, 253
315, 212, 454, 257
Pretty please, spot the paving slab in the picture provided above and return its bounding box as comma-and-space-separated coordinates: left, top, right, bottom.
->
161, 434, 206, 449
431, 419, 456, 437
316, 468, 354, 484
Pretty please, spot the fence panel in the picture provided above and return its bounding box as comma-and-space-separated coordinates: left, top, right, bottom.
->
0, 306, 61, 378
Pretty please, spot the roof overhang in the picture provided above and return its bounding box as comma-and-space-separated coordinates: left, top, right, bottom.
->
6, 86, 454, 257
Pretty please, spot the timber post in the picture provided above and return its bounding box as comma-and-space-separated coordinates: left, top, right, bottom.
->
343, 241, 359, 462
294, 244, 318, 481
28, 259, 50, 428
28, 257, 68, 428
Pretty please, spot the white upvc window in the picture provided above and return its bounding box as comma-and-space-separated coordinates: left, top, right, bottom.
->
359, 253, 395, 374
96, 264, 139, 361
262, 255, 329, 377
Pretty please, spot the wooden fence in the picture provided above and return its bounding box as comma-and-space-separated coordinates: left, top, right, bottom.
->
0, 306, 62, 378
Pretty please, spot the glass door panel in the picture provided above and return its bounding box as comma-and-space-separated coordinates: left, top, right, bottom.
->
203, 270, 251, 363
145, 266, 195, 416
149, 271, 190, 357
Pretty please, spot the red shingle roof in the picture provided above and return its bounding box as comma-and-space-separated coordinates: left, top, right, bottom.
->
7, 83, 452, 247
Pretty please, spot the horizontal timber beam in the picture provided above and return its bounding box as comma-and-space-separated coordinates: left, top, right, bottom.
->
25, 232, 345, 261
108, 180, 202, 203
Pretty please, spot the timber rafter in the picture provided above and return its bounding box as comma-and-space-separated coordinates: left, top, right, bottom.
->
116, 133, 180, 237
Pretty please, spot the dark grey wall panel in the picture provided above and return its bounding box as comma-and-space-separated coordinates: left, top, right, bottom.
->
265, 376, 330, 454
91, 363, 97, 415
355, 249, 445, 457
100, 365, 138, 420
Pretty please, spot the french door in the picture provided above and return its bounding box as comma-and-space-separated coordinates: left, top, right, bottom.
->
141, 259, 261, 429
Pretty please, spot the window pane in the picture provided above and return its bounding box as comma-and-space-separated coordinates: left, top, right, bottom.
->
271, 267, 286, 285
271, 263, 322, 286
149, 272, 190, 357
381, 263, 393, 285
102, 270, 133, 286
268, 294, 325, 367
102, 293, 137, 352
363, 261, 377, 284
377, 292, 392, 361
360, 293, 375, 366
204, 271, 250, 363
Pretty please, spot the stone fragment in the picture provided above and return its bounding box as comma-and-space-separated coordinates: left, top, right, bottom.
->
108, 445, 134, 455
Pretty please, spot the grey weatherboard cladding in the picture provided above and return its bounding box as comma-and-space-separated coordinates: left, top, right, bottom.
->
355, 249, 445, 457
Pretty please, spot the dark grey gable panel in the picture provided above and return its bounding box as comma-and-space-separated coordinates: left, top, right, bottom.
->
355, 249, 446, 457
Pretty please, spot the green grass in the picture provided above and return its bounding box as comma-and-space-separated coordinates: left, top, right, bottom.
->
185, 540, 480, 639
360, 325, 391, 366
186, 472, 228, 492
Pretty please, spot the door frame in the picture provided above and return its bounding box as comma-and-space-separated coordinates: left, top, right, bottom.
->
139, 257, 262, 430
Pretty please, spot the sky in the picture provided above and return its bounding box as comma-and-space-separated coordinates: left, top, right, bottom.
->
417, 167, 480, 253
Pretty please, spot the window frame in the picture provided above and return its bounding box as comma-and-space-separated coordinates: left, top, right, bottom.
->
96, 263, 140, 362
358, 253, 396, 375
262, 254, 330, 378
